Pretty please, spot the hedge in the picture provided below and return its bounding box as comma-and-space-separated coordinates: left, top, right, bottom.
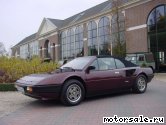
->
0, 83, 16, 91
0, 56, 59, 83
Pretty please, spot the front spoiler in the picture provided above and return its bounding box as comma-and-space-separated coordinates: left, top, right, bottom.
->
15, 84, 62, 100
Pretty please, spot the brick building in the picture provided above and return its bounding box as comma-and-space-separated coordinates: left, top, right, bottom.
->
12, 0, 166, 70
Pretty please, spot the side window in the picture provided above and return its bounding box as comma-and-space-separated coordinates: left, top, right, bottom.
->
115, 59, 125, 69
138, 55, 145, 61
90, 59, 99, 70
98, 58, 116, 70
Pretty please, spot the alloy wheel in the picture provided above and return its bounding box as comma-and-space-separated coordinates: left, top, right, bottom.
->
66, 84, 82, 103
137, 77, 146, 92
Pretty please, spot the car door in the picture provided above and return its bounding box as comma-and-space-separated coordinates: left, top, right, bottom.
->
85, 57, 122, 94
114, 58, 133, 88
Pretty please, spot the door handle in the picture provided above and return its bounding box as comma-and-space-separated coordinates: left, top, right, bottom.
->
115, 71, 119, 74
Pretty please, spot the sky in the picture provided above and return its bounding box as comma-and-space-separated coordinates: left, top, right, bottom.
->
0, 0, 107, 51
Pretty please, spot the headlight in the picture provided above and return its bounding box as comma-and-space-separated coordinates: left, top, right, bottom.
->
27, 87, 33, 93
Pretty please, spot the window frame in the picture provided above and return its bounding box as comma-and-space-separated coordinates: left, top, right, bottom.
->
75, 25, 84, 57
98, 16, 111, 55
61, 31, 67, 60
88, 21, 98, 56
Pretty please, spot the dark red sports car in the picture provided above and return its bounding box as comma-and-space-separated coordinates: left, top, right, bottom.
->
15, 56, 154, 106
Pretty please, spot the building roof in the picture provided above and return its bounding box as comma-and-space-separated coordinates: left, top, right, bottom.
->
46, 1, 112, 28
60, 0, 112, 28
13, 0, 130, 48
14, 33, 37, 48
62, 0, 132, 28
47, 18, 64, 28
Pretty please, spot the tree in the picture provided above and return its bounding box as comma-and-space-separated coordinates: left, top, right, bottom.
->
110, 0, 126, 57
0, 42, 6, 56
112, 39, 126, 57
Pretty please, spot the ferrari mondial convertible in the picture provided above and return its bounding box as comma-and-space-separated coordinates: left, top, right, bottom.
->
15, 56, 154, 106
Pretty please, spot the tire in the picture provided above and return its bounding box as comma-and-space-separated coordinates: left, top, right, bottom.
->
132, 75, 147, 93
60, 79, 85, 106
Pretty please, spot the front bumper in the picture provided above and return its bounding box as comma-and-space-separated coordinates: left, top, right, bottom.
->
15, 84, 62, 100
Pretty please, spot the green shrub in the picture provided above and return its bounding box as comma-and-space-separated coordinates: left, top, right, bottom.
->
113, 42, 126, 58
141, 63, 147, 67
0, 56, 59, 83
0, 83, 16, 91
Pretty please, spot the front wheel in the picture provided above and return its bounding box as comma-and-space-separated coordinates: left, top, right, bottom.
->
60, 79, 85, 106
132, 75, 147, 93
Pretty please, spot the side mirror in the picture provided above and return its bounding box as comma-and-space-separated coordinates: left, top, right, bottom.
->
88, 66, 95, 70
86, 66, 95, 73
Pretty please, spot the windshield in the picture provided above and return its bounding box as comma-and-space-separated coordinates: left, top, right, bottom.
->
61, 57, 93, 70
125, 56, 137, 64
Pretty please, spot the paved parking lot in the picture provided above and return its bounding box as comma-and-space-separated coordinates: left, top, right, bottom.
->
154, 73, 166, 82
0, 92, 34, 118
0, 77, 166, 125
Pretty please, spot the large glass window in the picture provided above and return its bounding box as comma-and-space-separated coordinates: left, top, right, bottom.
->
147, 5, 166, 70
61, 31, 66, 59
148, 6, 166, 32
98, 17, 111, 55
29, 41, 39, 57
67, 29, 75, 59
88, 21, 98, 56
20, 44, 28, 59
75, 26, 84, 57
61, 29, 75, 60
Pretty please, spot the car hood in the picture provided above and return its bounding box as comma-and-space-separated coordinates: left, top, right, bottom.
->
16, 73, 52, 86
16, 69, 82, 86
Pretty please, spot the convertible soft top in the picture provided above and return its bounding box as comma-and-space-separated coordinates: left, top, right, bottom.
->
119, 58, 138, 67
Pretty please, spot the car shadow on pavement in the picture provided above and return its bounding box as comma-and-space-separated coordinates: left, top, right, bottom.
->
25, 90, 133, 107
27, 99, 63, 107
84, 90, 132, 103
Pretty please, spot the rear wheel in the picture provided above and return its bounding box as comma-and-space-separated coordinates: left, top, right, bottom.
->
132, 75, 147, 93
60, 79, 85, 106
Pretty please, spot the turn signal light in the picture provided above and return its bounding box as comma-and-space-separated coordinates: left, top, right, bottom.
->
27, 87, 33, 93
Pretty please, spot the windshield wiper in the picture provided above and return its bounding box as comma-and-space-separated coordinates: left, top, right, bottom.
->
53, 67, 76, 73
62, 67, 75, 71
